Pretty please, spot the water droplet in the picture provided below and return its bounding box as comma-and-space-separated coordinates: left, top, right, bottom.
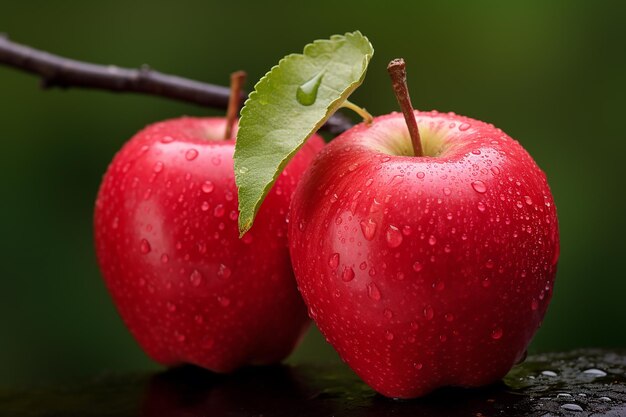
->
238, 166, 249, 175
541, 370, 557, 377
560, 404, 583, 412
524, 195, 533, 205
213, 204, 225, 217
365, 178, 374, 187
329, 253, 340, 269
217, 264, 231, 279
385, 225, 403, 248
413, 261, 423, 272
459, 122, 471, 131
477, 201, 486, 212
423, 305, 434, 320
491, 328, 503, 340
443, 187, 451, 196
383, 309, 393, 319
385, 330, 394, 341
202, 181, 214, 193
490, 166, 501, 176
471, 180, 487, 193
416, 172, 425, 179
218, 296, 231, 307
160, 254, 169, 263
341, 266, 355, 282
367, 282, 381, 301
153, 161, 164, 173
161, 136, 174, 143
428, 235, 437, 246
140, 239, 151, 254
360, 219, 377, 240
414, 363, 423, 370
189, 269, 203, 286
402, 225, 412, 236
582, 368, 607, 377
531, 299, 539, 310
359, 261, 367, 270
201, 201, 210, 211
185, 149, 199, 161
296, 71, 324, 106
599, 396, 612, 402
485, 259, 494, 269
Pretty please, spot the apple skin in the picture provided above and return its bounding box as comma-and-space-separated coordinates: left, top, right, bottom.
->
95, 116, 323, 372
288, 110, 559, 398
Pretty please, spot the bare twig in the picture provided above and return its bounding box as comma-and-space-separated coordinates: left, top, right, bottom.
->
0, 34, 353, 133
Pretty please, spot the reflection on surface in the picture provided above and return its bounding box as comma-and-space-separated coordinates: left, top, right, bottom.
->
1, 350, 624, 416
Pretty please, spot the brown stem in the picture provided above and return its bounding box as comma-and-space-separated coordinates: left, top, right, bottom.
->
225, 71, 246, 139
387, 58, 423, 157
0, 34, 352, 134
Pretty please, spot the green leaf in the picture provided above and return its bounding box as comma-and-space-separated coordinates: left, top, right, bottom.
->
234, 31, 374, 235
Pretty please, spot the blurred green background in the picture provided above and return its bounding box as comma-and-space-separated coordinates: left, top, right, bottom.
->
1, 1, 624, 387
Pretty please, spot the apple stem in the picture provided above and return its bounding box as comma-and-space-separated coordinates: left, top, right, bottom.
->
225, 70, 247, 139
387, 58, 423, 157
340, 100, 373, 124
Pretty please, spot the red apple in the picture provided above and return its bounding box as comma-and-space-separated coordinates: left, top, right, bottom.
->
288, 110, 559, 398
95, 116, 323, 372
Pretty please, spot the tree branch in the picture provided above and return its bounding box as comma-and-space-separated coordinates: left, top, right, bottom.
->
0, 34, 353, 134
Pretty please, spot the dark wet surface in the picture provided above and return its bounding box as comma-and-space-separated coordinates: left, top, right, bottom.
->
1, 349, 624, 416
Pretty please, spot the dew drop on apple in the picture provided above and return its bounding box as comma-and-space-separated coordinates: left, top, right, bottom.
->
471, 180, 487, 193
413, 261, 423, 272
385, 225, 403, 248
383, 308, 393, 319
189, 269, 203, 287
328, 253, 340, 269
201, 201, 210, 212
491, 328, 503, 340
360, 219, 377, 241
459, 122, 471, 131
185, 148, 199, 161
296, 71, 324, 106
218, 296, 231, 307
213, 204, 225, 218
341, 266, 355, 282
140, 239, 151, 254
385, 330, 394, 341
217, 263, 231, 279
428, 235, 437, 246
416, 171, 425, 179
524, 195, 533, 205
367, 282, 382, 301
423, 305, 434, 320
477, 201, 486, 212
153, 161, 164, 173
414, 363, 423, 370
201, 181, 214, 193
